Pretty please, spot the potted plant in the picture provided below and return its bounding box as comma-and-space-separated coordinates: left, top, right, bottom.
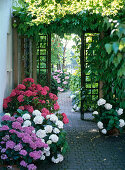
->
93, 98, 125, 136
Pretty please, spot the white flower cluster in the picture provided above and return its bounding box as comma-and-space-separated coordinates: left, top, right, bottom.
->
32, 110, 41, 116
117, 108, 123, 116
97, 121, 103, 129
22, 113, 31, 120
51, 154, 64, 163
23, 120, 31, 127
40, 146, 50, 160
36, 129, 46, 138
119, 119, 125, 127
97, 98, 106, 106
33, 115, 44, 124
104, 103, 112, 110
101, 129, 107, 134
93, 111, 98, 115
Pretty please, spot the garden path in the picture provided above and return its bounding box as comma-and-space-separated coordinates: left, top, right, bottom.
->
38, 91, 125, 170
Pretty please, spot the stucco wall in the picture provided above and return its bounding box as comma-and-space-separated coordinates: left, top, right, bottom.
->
0, 0, 13, 113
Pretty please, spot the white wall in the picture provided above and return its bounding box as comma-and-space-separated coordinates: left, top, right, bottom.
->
0, 0, 13, 113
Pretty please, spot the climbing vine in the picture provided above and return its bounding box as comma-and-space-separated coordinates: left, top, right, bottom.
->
12, 0, 125, 116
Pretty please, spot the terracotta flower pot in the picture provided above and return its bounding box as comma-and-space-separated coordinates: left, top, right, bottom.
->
107, 127, 120, 136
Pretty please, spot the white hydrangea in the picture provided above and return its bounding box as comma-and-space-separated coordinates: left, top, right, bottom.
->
33, 116, 44, 124
93, 111, 98, 115
36, 129, 46, 138
73, 104, 77, 109
76, 107, 80, 111
49, 134, 59, 143
32, 110, 41, 116
44, 125, 53, 133
97, 98, 106, 106
23, 120, 31, 127
46, 115, 51, 119
56, 120, 63, 129
97, 121, 103, 129
70, 95, 76, 100
57, 154, 64, 162
104, 103, 112, 110
51, 157, 60, 163
40, 155, 45, 160
50, 114, 58, 122
53, 128, 60, 134
47, 140, 52, 145
5, 113, 11, 116
119, 119, 125, 127
44, 146, 50, 152
22, 113, 31, 120
46, 151, 50, 157
117, 108, 123, 116
51, 154, 64, 163
101, 129, 107, 134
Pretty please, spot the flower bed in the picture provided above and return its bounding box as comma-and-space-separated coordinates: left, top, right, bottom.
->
52, 70, 70, 92
93, 98, 125, 136
1, 78, 69, 169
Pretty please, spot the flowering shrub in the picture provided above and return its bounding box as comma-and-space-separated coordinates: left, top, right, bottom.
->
3, 78, 59, 115
52, 70, 70, 92
0, 113, 48, 170
13, 109, 69, 164
93, 98, 125, 135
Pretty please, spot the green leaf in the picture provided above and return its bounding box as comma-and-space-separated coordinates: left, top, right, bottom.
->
105, 43, 112, 54
112, 42, 119, 54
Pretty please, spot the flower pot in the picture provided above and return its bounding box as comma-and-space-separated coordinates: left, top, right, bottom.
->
107, 127, 120, 136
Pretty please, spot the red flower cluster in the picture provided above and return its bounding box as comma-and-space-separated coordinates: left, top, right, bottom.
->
62, 113, 69, 124
3, 78, 59, 115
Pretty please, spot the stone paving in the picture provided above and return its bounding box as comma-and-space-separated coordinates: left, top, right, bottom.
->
38, 91, 125, 170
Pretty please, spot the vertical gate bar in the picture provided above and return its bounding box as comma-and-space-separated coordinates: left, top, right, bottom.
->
21, 37, 25, 82
80, 32, 85, 120
29, 39, 32, 78
13, 26, 19, 88
48, 34, 51, 87
46, 35, 48, 83
39, 36, 40, 80
99, 32, 104, 98
32, 41, 37, 84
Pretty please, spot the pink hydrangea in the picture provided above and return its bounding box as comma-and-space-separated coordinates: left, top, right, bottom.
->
41, 108, 50, 114
24, 105, 34, 113
10, 90, 16, 97
17, 95, 24, 102
18, 106, 24, 110
16, 84, 26, 90
9, 129, 16, 133
29, 150, 42, 160
44, 86, 49, 91
39, 100, 46, 104
16, 117, 24, 124
25, 90, 33, 97
6, 141, 16, 149
19, 150, 27, 156
54, 102, 60, 110
63, 81, 68, 85
1, 125, 9, 131
23, 78, 34, 84
36, 84, 43, 91
2, 115, 11, 121
65, 76, 69, 79
20, 160, 27, 167
41, 90, 47, 95
12, 121, 22, 130
49, 93, 58, 101
27, 164, 37, 170
61, 113, 69, 124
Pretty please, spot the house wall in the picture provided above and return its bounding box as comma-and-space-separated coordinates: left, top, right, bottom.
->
0, 0, 13, 113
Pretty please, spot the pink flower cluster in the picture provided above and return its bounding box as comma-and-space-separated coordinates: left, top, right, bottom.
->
62, 113, 69, 124
3, 78, 58, 115
0, 115, 48, 169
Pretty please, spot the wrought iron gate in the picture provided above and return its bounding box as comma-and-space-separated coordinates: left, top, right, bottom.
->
37, 34, 51, 86
80, 33, 99, 119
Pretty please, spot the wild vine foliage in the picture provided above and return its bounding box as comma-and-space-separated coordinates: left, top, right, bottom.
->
12, 0, 125, 115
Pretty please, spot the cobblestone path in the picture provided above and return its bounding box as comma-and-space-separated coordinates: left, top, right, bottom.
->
38, 91, 125, 170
